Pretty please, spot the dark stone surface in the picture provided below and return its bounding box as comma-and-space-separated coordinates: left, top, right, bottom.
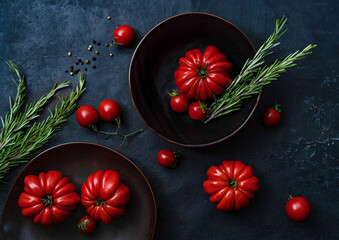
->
0, 0, 338, 239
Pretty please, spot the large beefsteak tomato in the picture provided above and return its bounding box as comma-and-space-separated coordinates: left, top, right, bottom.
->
174, 45, 233, 101
203, 160, 260, 211
81, 170, 131, 224
18, 170, 80, 228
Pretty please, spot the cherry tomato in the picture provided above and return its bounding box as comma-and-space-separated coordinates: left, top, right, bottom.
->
76, 105, 99, 128
285, 196, 311, 221
77, 215, 97, 234
170, 94, 189, 113
188, 101, 207, 120
113, 25, 135, 46
98, 99, 121, 122
262, 103, 281, 126
157, 149, 178, 168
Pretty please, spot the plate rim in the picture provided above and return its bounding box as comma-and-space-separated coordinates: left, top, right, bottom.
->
128, 11, 260, 148
1, 142, 157, 240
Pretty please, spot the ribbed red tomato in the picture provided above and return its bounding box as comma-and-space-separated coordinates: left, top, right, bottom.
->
81, 170, 131, 224
175, 46, 233, 101
18, 170, 80, 228
203, 160, 260, 211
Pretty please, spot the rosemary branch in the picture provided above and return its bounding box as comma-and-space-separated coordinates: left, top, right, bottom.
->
204, 17, 316, 123
0, 62, 86, 182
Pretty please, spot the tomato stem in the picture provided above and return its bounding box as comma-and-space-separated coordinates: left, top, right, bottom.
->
168, 89, 180, 97
227, 178, 238, 188
41, 195, 53, 207
273, 102, 282, 112
288, 194, 294, 200
95, 198, 105, 207
78, 219, 88, 230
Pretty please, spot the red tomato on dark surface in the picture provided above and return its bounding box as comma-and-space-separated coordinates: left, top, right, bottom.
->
262, 103, 281, 127
18, 170, 80, 228
175, 45, 233, 101
113, 25, 135, 46
285, 196, 311, 221
203, 160, 260, 211
98, 99, 122, 122
157, 149, 178, 168
76, 105, 99, 128
78, 215, 97, 234
188, 101, 207, 120
81, 170, 131, 224
170, 94, 189, 113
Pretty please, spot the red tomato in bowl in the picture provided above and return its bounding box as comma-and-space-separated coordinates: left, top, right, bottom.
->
170, 94, 189, 113
188, 101, 207, 120
113, 25, 135, 46
175, 46, 233, 101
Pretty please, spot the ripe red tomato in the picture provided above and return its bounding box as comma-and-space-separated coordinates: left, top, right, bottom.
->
188, 101, 207, 120
262, 103, 281, 127
98, 99, 121, 122
78, 215, 97, 234
285, 196, 311, 221
76, 105, 99, 128
170, 94, 189, 113
157, 149, 178, 168
113, 25, 135, 46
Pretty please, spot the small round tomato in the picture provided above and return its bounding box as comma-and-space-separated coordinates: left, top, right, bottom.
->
98, 99, 121, 122
170, 94, 189, 113
262, 103, 281, 126
285, 196, 311, 221
77, 215, 97, 234
76, 105, 99, 128
188, 101, 207, 120
157, 149, 178, 168
113, 25, 135, 46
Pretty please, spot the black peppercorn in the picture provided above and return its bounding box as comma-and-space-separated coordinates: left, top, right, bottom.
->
70, 65, 74, 69
97, 42, 101, 46
92, 56, 96, 61
105, 43, 109, 47
75, 62, 79, 65
65, 70, 68, 73
92, 65, 96, 69
92, 40, 96, 44
84, 67, 87, 71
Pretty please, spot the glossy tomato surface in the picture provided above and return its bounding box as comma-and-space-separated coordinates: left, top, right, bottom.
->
76, 105, 99, 128
262, 104, 281, 127
113, 25, 135, 46
98, 99, 122, 122
188, 101, 207, 120
170, 94, 189, 113
77, 215, 97, 234
157, 149, 176, 167
285, 196, 311, 221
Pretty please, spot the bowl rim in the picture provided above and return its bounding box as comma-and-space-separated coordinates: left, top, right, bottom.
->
1, 142, 157, 240
129, 12, 260, 148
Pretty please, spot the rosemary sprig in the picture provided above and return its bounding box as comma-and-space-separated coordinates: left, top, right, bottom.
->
0, 62, 86, 182
204, 17, 316, 123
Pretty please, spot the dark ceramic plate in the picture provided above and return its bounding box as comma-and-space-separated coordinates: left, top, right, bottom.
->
1, 142, 156, 240
129, 12, 258, 147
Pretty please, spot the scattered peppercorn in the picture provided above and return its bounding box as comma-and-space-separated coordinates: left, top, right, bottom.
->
85, 60, 90, 64
95, 51, 99, 54
107, 16, 111, 20
84, 67, 87, 71
92, 56, 96, 61
68, 52, 72, 56
110, 53, 113, 57
70, 72, 74, 76
88, 47, 91, 51
97, 42, 101, 46
78, 59, 82, 62
75, 62, 79, 65
92, 65, 96, 69
105, 43, 109, 47
65, 70, 68, 73
92, 40, 96, 44
70, 65, 74, 69
80, 62, 84, 65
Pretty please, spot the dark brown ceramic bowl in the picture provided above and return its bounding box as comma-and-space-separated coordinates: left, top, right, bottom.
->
1, 142, 156, 240
129, 12, 259, 147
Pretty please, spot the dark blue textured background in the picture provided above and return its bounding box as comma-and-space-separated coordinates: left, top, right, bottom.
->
0, 1, 338, 239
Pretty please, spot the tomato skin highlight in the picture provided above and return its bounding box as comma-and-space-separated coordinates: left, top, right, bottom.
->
285, 196, 311, 221
157, 149, 177, 168
203, 160, 260, 211
188, 101, 207, 120
113, 25, 135, 46
78, 215, 97, 234
76, 105, 99, 128
98, 99, 122, 122
170, 94, 189, 113
262, 104, 281, 127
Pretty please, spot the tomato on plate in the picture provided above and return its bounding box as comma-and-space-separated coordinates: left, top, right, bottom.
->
169, 90, 189, 113
157, 149, 179, 168
78, 215, 97, 234
188, 101, 207, 120
262, 103, 281, 127
112, 25, 135, 47
98, 99, 122, 122
81, 170, 131, 224
203, 160, 260, 211
76, 105, 99, 128
175, 45, 233, 101
18, 170, 80, 228
285, 196, 311, 221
